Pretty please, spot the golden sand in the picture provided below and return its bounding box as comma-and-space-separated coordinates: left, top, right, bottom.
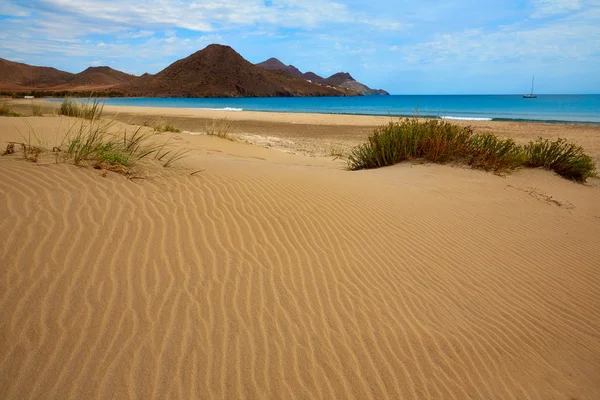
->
1, 113, 600, 399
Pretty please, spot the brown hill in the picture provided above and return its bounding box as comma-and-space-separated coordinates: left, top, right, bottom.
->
321, 72, 389, 95
255, 57, 288, 70
120, 45, 350, 97
0, 58, 73, 90
255, 58, 304, 78
73, 66, 136, 85
322, 72, 354, 86
256, 59, 389, 95
0, 59, 136, 92
303, 72, 324, 82
51, 66, 137, 89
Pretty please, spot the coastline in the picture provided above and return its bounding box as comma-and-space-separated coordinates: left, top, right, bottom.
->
14, 99, 600, 163
38, 95, 600, 125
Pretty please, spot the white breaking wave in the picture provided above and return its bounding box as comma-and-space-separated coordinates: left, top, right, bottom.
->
185, 107, 243, 111
441, 116, 492, 121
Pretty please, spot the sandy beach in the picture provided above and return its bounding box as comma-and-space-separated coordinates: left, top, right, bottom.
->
1, 108, 600, 399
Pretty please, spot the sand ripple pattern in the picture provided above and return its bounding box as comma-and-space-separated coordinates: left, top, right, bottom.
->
1, 159, 600, 400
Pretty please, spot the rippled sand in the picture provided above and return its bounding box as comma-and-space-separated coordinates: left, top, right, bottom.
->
1, 116, 600, 399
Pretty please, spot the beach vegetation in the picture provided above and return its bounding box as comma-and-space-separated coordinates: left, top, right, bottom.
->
60, 115, 189, 172
0, 102, 23, 117
348, 119, 474, 169
205, 117, 234, 139
154, 123, 181, 133
31, 104, 44, 116
468, 134, 525, 171
348, 118, 596, 182
157, 147, 192, 168
59, 97, 104, 119
524, 138, 596, 182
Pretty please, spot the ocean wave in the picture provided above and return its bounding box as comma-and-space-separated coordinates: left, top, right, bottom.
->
187, 107, 243, 111
441, 116, 492, 121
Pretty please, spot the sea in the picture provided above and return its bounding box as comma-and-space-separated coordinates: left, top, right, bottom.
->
96, 95, 600, 124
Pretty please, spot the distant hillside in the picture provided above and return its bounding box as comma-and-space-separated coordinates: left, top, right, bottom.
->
1, 45, 373, 97
51, 66, 137, 90
303, 72, 324, 82
72, 66, 136, 85
120, 45, 351, 97
255, 58, 304, 78
322, 72, 354, 87
255, 58, 389, 95
0, 58, 73, 90
322, 72, 390, 96
0, 59, 135, 92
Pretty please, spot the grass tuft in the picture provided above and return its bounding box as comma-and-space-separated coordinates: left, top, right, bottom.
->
0, 102, 23, 117
61, 118, 190, 172
205, 118, 234, 139
31, 104, 44, 116
468, 134, 525, 171
348, 118, 596, 182
524, 138, 596, 182
59, 98, 103, 119
154, 124, 181, 133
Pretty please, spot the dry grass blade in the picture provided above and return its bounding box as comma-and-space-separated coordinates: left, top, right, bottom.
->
205, 117, 234, 139
59, 97, 104, 120
162, 148, 191, 167
0, 102, 23, 117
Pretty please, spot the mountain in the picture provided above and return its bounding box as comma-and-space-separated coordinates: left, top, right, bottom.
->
255, 58, 304, 79
0, 58, 73, 90
255, 59, 389, 95
119, 45, 351, 97
69, 66, 136, 86
0, 58, 135, 91
1, 45, 366, 97
322, 72, 354, 86
303, 72, 324, 82
322, 72, 390, 96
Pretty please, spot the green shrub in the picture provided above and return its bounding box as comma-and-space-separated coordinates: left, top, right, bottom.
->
524, 138, 596, 182
468, 134, 525, 171
348, 119, 474, 170
348, 118, 596, 183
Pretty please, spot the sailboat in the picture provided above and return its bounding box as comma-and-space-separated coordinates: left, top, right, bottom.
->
523, 76, 537, 98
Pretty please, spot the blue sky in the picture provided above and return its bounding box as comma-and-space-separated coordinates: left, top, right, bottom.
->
1, 0, 599, 94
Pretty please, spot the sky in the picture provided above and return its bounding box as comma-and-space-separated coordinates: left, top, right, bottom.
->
0, 0, 599, 94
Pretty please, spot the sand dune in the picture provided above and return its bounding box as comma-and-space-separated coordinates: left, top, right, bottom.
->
1, 116, 600, 399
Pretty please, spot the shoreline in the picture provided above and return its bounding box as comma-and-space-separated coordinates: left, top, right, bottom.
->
23, 98, 600, 126
6, 99, 600, 163
35, 97, 600, 125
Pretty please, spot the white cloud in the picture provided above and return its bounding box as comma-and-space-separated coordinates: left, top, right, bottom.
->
27, 0, 357, 31
398, 8, 600, 66
531, 0, 582, 18
126, 30, 155, 39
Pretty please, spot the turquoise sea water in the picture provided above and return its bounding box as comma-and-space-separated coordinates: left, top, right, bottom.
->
96, 95, 600, 123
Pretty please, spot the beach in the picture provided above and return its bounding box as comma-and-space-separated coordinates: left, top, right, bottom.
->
1, 107, 600, 399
